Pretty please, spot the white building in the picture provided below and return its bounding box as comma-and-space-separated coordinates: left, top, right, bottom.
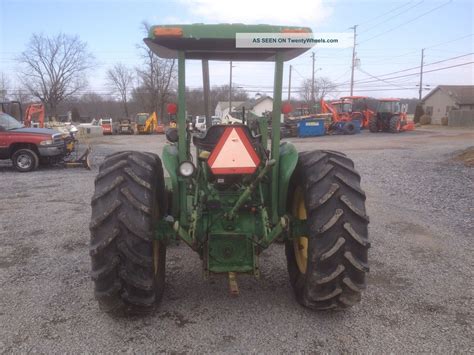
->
215, 96, 274, 119
215, 101, 245, 118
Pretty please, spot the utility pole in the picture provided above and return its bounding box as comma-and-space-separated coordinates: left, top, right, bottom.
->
228, 60, 233, 116
311, 52, 315, 103
418, 48, 425, 100
350, 25, 358, 96
288, 64, 292, 102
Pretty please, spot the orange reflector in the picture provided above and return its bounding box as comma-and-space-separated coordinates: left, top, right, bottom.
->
208, 127, 260, 175
281, 28, 311, 33
153, 27, 183, 37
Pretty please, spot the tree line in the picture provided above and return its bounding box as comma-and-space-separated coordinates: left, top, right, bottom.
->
0, 23, 360, 122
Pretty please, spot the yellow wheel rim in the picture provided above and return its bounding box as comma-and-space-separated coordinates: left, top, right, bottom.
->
293, 187, 308, 274
153, 240, 160, 276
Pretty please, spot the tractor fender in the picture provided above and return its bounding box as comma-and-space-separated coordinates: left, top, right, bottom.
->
162, 144, 180, 217
278, 142, 299, 216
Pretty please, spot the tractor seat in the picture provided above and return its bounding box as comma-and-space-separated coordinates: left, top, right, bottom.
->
193, 124, 260, 151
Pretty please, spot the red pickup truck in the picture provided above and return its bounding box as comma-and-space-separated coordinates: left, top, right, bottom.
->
0, 112, 66, 172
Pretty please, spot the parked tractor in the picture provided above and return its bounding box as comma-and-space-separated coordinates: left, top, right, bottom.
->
320, 98, 358, 134
340, 96, 374, 129
23, 103, 46, 128
369, 98, 414, 133
100, 118, 118, 135
89, 24, 370, 314
118, 118, 135, 134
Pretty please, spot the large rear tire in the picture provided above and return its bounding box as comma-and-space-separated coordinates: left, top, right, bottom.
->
89, 151, 166, 315
285, 150, 370, 310
389, 116, 401, 133
368, 116, 378, 133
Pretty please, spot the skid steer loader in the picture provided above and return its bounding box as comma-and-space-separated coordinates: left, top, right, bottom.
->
89, 24, 370, 314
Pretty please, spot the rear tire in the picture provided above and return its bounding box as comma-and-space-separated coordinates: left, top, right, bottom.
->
368, 117, 378, 133
285, 150, 370, 310
89, 151, 166, 315
12, 148, 39, 172
389, 116, 401, 133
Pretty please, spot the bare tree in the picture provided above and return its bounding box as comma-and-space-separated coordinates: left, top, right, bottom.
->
135, 22, 177, 119
317, 77, 337, 100
184, 85, 249, 116
17, 33, 94, 117
0, 72, 9, 101
106, 63, 134, 117
299, 79, 313, 104
299, 77, 336, 103
11, 88, 32, 105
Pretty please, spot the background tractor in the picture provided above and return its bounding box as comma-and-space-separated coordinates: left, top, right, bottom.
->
369, 98, 414, 133
118, 118, 135, 134
89, 24, 370, 315
340, 96, 375, 129
135, 112, 160, 134
320, 98, 359, 134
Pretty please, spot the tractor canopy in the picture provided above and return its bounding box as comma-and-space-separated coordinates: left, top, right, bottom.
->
377, 100, 401, 113
144, 24, 313, 61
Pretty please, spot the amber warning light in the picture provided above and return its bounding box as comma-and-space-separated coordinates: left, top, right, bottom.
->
154, 27, 183, 37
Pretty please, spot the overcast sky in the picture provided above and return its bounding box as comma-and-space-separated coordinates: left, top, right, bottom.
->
1, 0, 473, 100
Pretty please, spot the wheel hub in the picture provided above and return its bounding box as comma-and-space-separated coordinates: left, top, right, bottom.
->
153, 240, 160, 275
17, 154, 32, 169
293, 187, 308, 274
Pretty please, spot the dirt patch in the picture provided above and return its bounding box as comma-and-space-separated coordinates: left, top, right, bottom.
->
455, 311, 470, 326
62, 239, 88, 252
369, 260, 412, 291
0, 245, 39, 268
453, 146, 474, 167
158, 310, 196, 328
30, 229, 45, 237
410, 301, 449, 316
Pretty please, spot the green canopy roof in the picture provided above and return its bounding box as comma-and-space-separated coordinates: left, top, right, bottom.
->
144, 24, 313, 62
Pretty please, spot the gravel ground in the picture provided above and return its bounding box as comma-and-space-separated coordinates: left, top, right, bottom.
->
0, 127, 473, 353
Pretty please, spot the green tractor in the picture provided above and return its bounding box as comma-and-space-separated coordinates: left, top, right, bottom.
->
89, 24, 370, 314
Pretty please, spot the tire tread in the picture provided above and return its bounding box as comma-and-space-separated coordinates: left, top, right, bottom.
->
285, 150, 370, 310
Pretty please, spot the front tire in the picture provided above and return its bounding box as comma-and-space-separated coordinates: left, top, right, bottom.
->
285, 150, 370, 310
12, 148, 39, 172
389, 116, 401, 133
342, 121, 356, 135
89, 151, 166, 315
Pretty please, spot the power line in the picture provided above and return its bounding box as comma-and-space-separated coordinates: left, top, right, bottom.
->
357, 68, 414, 90
359, 0, 453, 45
351, 61, 474, 85
291, 67, 307, 81
358, 1, 417, 27
425, 33, 474, 50
359, 1, 425, 35
334, 69, 351, 82
348, 53, 473, 85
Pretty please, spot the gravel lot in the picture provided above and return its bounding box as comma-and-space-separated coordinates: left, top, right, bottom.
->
0, 127, 473, 353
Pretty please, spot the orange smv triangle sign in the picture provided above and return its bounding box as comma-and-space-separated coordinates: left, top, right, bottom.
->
208, 126, 260, 175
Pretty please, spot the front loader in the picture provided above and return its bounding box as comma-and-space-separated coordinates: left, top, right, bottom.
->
89, 24, 370, 314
